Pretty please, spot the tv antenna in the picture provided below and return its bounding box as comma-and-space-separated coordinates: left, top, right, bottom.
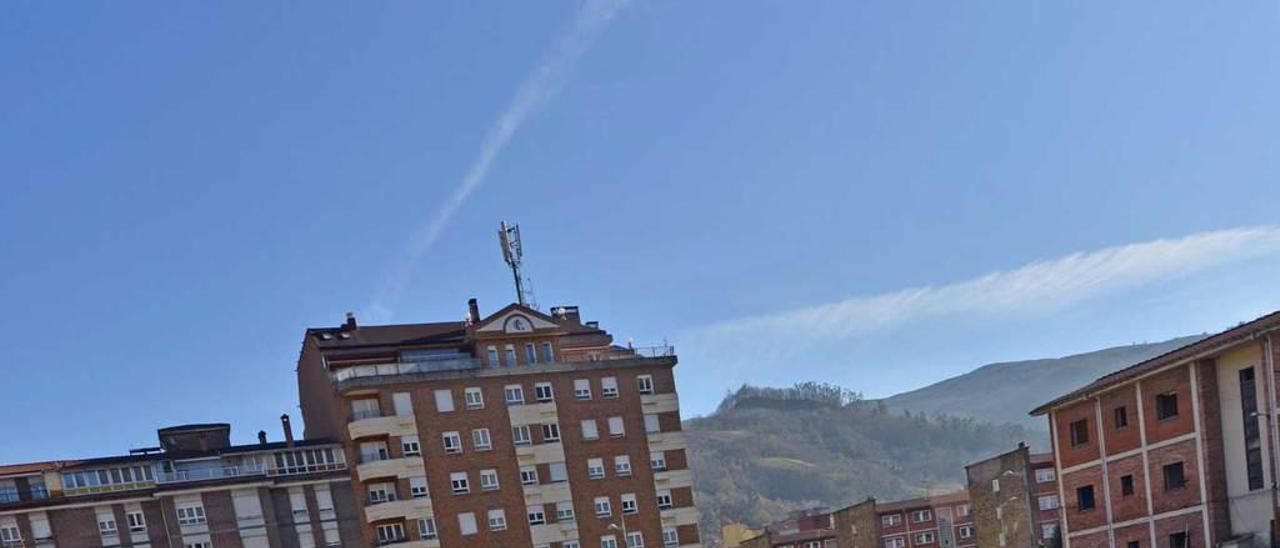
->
498, 221, 536, 308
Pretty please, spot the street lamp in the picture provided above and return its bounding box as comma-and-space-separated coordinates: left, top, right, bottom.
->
609, 514, 629, 547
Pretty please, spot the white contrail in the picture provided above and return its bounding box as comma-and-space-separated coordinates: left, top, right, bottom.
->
369, 0, 632, 320
688, 226, 1280, 356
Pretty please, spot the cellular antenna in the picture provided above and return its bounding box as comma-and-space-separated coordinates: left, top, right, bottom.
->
498, 221, 533, 307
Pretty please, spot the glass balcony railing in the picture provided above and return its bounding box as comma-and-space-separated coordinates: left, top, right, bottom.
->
332, 345, 676, 383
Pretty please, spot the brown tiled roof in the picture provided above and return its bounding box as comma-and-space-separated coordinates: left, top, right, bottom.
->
1031, 309, 1280, 416
309, 321, 466, 349
0, 461, 68, 477
876, 490, 968, 512
1029, 452, 1054, 465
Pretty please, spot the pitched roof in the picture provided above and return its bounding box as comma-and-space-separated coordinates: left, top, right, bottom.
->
308, 321, 466, 349
1030, 309, 1280, 416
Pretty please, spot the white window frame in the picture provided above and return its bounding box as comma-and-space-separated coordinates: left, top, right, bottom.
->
434, 389, 454, 413
520, 466, 539, 485
377, 522, 405, 544
601, 376, 619, 398
464, 387, 484, 409
608, 416, 625, 438
409, 476, 429, 498
656, 490, 672, 510
601, 536, 619, 548
487, 509, 507, 531
512, 425, 532, 445
528, 509, 547, 525
627, 531, 645, 548
1036, 468, 1057, 483
615, 455, 632, 476
98, 517, 117, 535
911, 509, 932, 523
458, 512, 478, 536
644, 414, 661, 433
472, 428, 492, 451
418, 518, 437, 539
505, 384, 525, 405
450, 472, 470, 495
176, 505, 206, 526
442, 431, 462, 454
480, 469, 500, 491
574, 378, 592, 400
126, 511, 146, 533
882, 514, 902, 527
915, 532, 935, 544
401, 435, 421, 456
542, 422, 561, 442
581, 419, 599, 441
637, 375, 654, 394
534, 382, 554, 402
556, 501, 575, 522
650, 451, 667, 471
588, 458, 605, 479
621, 493, 638, 514
594, 496, 612, 517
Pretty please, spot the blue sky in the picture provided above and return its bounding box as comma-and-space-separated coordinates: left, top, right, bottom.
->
2, 1, 1279, 463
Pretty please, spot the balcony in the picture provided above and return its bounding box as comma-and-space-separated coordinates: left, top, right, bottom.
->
508, 402, 558, 426
646, 431, 688, 452
349, 413, 418, 439
530, 522, 579, 545
660, 506, 700, 527
334, 358, 485, 383
641, 392, 680, 414
522, 481, 572, 507
157, 465, 266, 484
515, 443, 566, 467
653, 469, 694, 490
363, 497, 434, 523
356, 457, 424, 482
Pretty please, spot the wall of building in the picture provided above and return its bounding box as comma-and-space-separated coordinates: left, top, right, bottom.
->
1215, 343, 1273, 543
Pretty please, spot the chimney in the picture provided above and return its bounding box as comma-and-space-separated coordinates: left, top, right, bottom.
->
468, 298, 480, 323
280, 414, 294, 447
342, 311, 357, 331
257, 430, 268, 445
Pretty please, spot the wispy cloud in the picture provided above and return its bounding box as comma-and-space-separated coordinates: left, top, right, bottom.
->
689, 227, 1280, 356
369, 0, 632, 320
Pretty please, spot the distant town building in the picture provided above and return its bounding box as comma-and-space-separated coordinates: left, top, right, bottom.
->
832, 498, 880, 548
1032, 310, 1280, 548
738, 490, 972, 548
0, 421, 355, 547
296, 300, 701, 548
965, 443, 1061, 548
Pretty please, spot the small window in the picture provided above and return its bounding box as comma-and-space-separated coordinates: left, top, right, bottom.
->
377, 523, 406, 544
528, 509, 547, 525
472, 428, 492, 451
541, 342, 554, 363
1070, 419, 1090, 446
602, 536, 619, 548
644, 414, 661, 433
882, 514, 902, 527
542, 423, 561, 442
487, 508, 507, 531
442, 431, 462, 454
587, 458, 605, 479
505, 385, 525, 405
608, 416, 625, 438
549, 462, 569, 482
520, 466, 539, 485
504, 345, 518, 365
1076, 485, 1095, 511
1169, 532, 1188, 548
602, 377, 620, 398
1127, 542, 1140, 548
458, 512, 478, 535
480, 469, 499, 491
959, 526, 974, 539
911, 509, 931, 523
464, 387, 484, 409
557, 501, 575, 522
574, 378, 592, 400
1035, 468, 1056, 483
512, 425, 532, 445
1114, 406, 1128, 428
650, 451, 668, 471
176, 505, 206, 526
663, 528, 679, 548
992, 478, 1000, 492
525, 343, 537, 363
915, 532, 934, 544
1163, 462, 1186, 490
486, 347, 500, 367
1038, 495, 1059, 511
656, 490, 673, 510
637, 375, 655, 394
401, 435, 421, 456
450, 472, 470, 494
98, 518, 117, 535
434, 389, 455, 413
581, 419, 599, 440
594, 497, 612, 517
126, 511, 146, 533
409, 476, 429, 498
1120, 474, 1135, 496
535, 382, 554, 402
615, 455, 632, 476
1156, 393, 1179, 420
418, 518, 437, 539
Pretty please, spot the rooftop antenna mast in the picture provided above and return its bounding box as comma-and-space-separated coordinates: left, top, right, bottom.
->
498, 221, 534, 307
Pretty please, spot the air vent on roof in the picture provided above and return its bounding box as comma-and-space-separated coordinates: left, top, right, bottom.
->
320, 333, 333, 340
339, 332, 351, 339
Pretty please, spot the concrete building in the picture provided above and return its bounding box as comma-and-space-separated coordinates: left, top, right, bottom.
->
965, 444, 1062, 548
296, 300, 701, 548
0, 421, 357, 547
737, 491, 972, 548
1032, 310, 1280, 548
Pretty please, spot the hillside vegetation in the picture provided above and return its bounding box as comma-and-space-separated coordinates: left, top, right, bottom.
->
688, 383, 1029, 538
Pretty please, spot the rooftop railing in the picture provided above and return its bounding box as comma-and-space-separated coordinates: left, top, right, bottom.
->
332, 345, 675, 384
157, 465, 266, 484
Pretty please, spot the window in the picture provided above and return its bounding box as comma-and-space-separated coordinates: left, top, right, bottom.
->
656, 490, 673, 510
1070, 419, 1089, 446
458, 512, 478, 536
959, 526, 974, 539
1121, 474, 1135, 496
535, 382, 554, 402
541, 342, 554, 362
377, 523, 405, 544
402, 476, 426, 498
418, 518, 437, 539
368, 482, 397, 503
360, 440, 390, 462
1077, 485, 1095, 511
637, 375, 654, 394
487, 346, 500, 367
464, 387, 484, 409
543, 423, 562, 442
602, 377, 620, 398
621, 493, 638, 514
644, 414, 661, 433
1042, 524, 1060, 540
525, 343, 537, 363
992, 478, 1000, 492
480, 469, 500, 491
393, 392, 413, 416
1035, 468, 1056, 483
575, 379, 592, 400
505, 385, 525, 404
565, 542, 580, 548
582, 419, 600, 440
1127, 542, 1140, 548
1156, 393, 1179, 420
601, 536, 619, 548
176, 505, 206, 525
651, 451, 668, 471
434, 389, 454, 412
1240, 367, 1266, 491
588, 458, 605, 479
352, 398, 381, 420
521, 466, 539, 485
513, 425, 533, 445
1169, 532, 1188, 548
488, 509, 507, 531
442, 431, 462, 454
615, 455, 632, 476
663, 528, 679, 548
911, 510, 931, 523
503, 344, 517, 365
882, 514, 902, 527
401, 435, 421, 456
98, 517, 117, 535
556, 501, 575, 522
1114, 406, 1128, 428
1163, 462, 1186, 490
627, 531, 645, 548
450, 472, 470, 494
0, 527, 18, 546
473, 428, 492, 451
915, 532, 935, 544
957, 504, 970, 516
185, 543, 210, 548
126, 511, 146, 533
885, 539, 906, 548
528, 510, 546, 525
549, 462, 569, 482
1039, 494, 1060, 510
608, 416, 625, 438
594, 497, 612, 517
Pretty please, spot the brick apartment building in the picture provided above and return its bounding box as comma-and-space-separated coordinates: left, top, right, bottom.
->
0, 421, 356, 547
1032, 310, 1280, 548
737, 491, 973, 548
296, 300, 701, 548
965, 444, 1062, 547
